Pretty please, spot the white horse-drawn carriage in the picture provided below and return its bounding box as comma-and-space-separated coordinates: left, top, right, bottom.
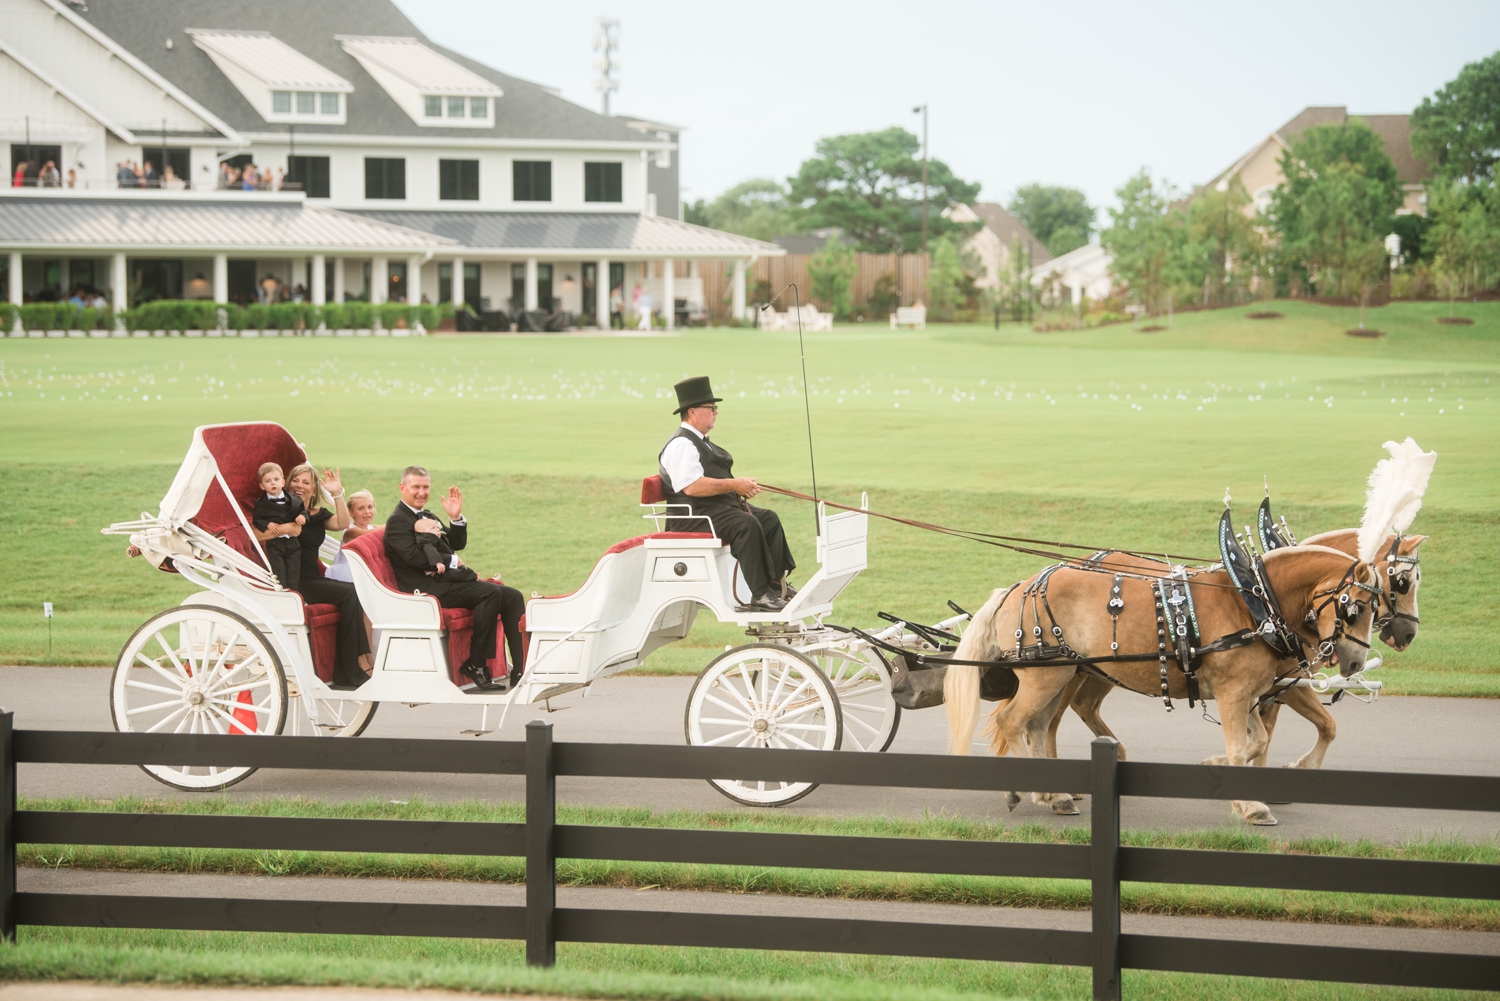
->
105, 422, 964, 805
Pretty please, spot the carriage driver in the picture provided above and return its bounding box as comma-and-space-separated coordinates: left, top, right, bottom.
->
659, 376, 796, 612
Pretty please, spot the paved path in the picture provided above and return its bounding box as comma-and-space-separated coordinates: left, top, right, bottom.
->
20, 868, 1500, 956
5, 667, 1499, 843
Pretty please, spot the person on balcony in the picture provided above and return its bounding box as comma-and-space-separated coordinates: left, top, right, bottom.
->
384, 466, 525, 690
658, 377, 797, 612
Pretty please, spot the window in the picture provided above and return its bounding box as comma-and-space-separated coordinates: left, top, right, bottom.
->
584, 161, 623, 202
287, 155, 331, 198
512, 160, 551, 202
447, 96, 465, 117
364, 157, 405, 199
424, 96, 442, 117
439, 159, 479, 201
510, 263, 553, 311
470, 97, 487, 118
141, 147, 190, 185
296, 91, 315, 113
321, 92, 340, 115
272, 91, 291, 113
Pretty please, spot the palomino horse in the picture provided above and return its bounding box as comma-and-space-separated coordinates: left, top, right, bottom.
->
944, 545, 1379, 825
1047, 533, 1425, 773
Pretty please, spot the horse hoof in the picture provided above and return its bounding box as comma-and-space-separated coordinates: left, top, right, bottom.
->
1052, 799, 1080, 816
1251, 816, 1280, 826
1071, 793, 1084, 800
1005, 791, 1021, 811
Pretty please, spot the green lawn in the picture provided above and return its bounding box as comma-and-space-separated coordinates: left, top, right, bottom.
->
1, 299, 1496, 695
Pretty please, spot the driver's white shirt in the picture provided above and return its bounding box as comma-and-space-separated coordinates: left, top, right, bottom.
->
660, 422, 706, 492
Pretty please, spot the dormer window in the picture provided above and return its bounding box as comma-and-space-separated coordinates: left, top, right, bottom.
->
189, 29, 352, 125
337, 35, 501, 128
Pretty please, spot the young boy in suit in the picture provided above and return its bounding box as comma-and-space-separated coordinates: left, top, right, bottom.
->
252, 462, 306, 589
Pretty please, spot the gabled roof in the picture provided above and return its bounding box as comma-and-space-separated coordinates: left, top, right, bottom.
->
186, 29, 353, 91
73, 0, 653, 143
336, 36, 501, 96
1215, 106, 1431, 188
349, 210, 783, 257
970, 203, 1054, 264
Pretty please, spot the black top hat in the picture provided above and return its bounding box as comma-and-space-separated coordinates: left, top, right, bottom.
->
672, 375, 722, 415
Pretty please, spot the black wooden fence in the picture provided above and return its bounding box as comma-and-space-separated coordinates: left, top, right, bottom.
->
1, 710, 1498, 1000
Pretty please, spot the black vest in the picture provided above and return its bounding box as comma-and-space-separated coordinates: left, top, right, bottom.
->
659, 427, 742, 530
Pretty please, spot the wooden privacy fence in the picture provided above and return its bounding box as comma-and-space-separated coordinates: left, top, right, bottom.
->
1, 711, 1498, 1000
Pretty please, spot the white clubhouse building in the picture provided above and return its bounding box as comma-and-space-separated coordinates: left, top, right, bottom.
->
0, 0, 779, 325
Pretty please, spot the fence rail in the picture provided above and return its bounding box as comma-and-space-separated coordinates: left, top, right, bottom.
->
1, 713, 1498, 999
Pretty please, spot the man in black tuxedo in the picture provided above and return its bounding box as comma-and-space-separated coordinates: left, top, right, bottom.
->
384, 465, 525, 690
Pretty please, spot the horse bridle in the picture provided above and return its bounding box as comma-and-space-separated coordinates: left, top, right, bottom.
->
1372, 535, 1421, 632
1304, 562, 1383, 664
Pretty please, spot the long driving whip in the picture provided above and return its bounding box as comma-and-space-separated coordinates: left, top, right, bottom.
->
763, 284, 819, 506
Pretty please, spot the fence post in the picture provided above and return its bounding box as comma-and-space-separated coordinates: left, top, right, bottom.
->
525, 719, 556, 967
1, 710, 15, 943
1091, 736, 1120, 1001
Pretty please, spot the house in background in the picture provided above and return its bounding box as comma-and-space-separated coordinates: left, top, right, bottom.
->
947, 202, 1052, 290
1208, 106, 1430, 217
1027, 242, 1114, 305
0, 0, 778, 322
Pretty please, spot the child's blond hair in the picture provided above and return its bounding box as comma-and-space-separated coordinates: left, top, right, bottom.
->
257, 462, 283, 483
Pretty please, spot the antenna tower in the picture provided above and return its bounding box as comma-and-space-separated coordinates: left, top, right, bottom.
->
592, 18, 621, 117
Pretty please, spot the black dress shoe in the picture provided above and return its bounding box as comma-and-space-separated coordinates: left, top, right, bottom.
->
460, 661, 499, 691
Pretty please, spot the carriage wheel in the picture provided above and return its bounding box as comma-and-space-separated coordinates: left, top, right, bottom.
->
110, 606, 287, 791
287, 690, 379, 738
806, 647, 901, 753
684, 643, 842, 807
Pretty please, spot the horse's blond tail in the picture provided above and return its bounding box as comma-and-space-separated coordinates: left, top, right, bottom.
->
945, 586, 1011, 755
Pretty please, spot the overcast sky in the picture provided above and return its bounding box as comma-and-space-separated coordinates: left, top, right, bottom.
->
396, 1, 1500, 221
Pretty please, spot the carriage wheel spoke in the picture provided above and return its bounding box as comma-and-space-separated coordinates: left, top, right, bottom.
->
843, 713, 882, 736
776, 730, 821, 751
209, 704, 258, 736
703, 727, 753, 747
699, 716, 753, 727
154, 634, 191, 679
125, 679, 186, 697
202, 631, 240, 688
125, 699, 183, 717
702, 692, 752, 718
732, 664, 759, 704
209, 698, 272, 716
140, 656, 190, 690
142, 704, 189, 733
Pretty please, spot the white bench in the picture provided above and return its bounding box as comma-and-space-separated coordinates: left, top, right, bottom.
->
890, 304, 926, 330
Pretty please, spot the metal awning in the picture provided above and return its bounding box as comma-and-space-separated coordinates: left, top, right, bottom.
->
0, 192, 452, 254
350, 210, 783, 258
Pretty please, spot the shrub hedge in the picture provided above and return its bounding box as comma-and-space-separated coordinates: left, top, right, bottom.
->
0, 300, 450, 333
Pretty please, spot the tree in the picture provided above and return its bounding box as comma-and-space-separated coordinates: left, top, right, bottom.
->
1265, 120, 1402, 297
924, 235, 976, 320
1411, 50, 1500, 186
1181, 179, 1262, 305
807, 235, 858, 317
1426, 178, 1500, 312
686, 178, 796, 242
1101, 169, 1184, 315
788, 128, 981, 253
1007, 184, 1095, 256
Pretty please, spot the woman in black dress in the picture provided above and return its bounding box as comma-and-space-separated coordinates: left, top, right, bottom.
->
286, 463, 371, 686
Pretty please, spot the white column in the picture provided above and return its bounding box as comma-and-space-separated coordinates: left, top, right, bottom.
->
371, 257, 387, 305
524, 257, 538, 311
407, 254, 422, 305
688, 259, 699, 279
662, 258, 675, 330
731, 258, 746, 322
111, 252, 127, 313
292, 256, 307, 295
7, 251, 22, 306
311, 253, 326, 305
596, 257, 610, 329
58, 259, 70, 295
213, 253, 228, 304
332, 258, 346, 303
450, 255, 464, 309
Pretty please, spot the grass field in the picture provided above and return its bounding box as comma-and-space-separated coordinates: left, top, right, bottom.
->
0, 299, 1496, 696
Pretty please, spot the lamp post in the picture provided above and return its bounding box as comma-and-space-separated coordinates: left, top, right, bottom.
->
911, 104, 928, 256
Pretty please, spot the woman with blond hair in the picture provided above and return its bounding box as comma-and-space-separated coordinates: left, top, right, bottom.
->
286, 464, 371, 686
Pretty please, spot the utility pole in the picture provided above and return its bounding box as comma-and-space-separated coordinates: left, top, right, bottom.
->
912, 104, 929, 256
592, 18, 621, 117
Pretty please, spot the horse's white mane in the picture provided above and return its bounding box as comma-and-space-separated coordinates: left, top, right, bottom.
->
1358, 437, 1437, 562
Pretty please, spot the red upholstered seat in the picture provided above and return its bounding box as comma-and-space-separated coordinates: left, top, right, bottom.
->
304, 602, 340, 682
606, 531, 714, 554
641, 475, 665, 504
341, 527, 509, 684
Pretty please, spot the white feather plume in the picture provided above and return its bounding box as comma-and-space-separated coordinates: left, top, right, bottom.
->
1357, 438, 1437, 562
